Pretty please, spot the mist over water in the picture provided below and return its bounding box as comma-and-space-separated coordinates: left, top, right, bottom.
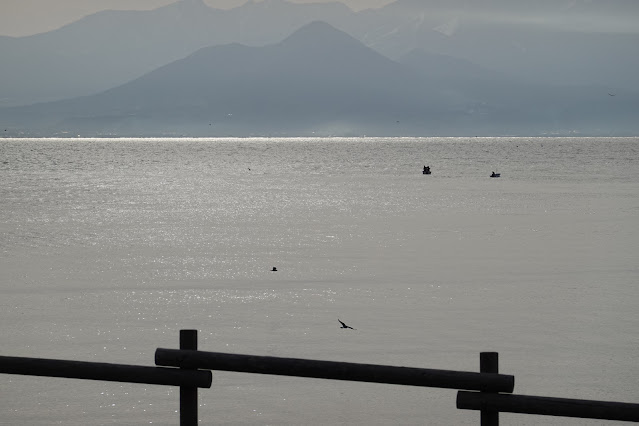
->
1, 137, 638, 425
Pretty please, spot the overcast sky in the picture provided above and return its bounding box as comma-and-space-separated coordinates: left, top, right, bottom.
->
2, 0, 637, 38
0, 0, 393, 37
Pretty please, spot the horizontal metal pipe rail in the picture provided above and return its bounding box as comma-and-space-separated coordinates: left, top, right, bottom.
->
457, 391, 639, 422
0, 355, 212, 388
155, 349, 514, 393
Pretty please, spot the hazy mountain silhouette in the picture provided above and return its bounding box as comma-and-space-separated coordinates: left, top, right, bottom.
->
0, 0, 354, 107
1, 0, 638, 110
3, 21, 637, 137
1, 22, 456, 136
361, 0, 639, 89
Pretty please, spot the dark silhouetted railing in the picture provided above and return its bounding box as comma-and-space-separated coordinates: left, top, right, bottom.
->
154, 348, 514, 392
3, 329, 639, 425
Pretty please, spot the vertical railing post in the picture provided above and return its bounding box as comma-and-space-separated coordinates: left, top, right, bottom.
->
480, 352, 499, 426
180, 329, 198, 426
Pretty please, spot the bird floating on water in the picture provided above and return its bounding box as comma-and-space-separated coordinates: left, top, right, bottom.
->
338, 319, 355, 330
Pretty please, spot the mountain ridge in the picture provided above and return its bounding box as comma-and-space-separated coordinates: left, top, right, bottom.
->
3, 21, 637, 137
1, 0, 637, 108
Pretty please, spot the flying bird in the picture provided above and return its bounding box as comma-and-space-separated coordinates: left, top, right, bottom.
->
338, 319, 355, 330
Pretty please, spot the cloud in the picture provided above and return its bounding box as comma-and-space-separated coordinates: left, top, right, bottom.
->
433, 17, 460, 37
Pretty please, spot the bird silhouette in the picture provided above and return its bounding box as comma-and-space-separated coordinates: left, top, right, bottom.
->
338, 319, 355, 330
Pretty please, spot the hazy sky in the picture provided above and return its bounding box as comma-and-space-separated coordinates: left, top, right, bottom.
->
0, 0, 394, 37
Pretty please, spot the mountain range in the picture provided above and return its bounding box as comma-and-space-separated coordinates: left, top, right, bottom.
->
1, 0, 638, 136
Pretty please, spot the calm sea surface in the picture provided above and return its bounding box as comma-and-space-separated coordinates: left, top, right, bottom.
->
1, 137, 638, 425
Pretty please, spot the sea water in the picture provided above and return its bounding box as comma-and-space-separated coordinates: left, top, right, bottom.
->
1, 137, 638, 425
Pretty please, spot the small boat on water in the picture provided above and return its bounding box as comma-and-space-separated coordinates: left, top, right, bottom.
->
423, 166, 431, 175
490, 172, 500, 178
